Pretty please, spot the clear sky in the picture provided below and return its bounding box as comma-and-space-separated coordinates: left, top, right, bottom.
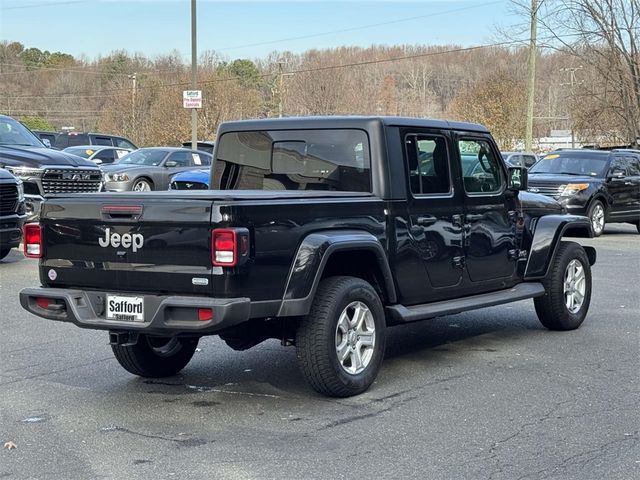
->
0, 0, 518, 62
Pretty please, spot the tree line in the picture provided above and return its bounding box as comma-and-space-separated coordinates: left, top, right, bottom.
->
0, 0, 637, 151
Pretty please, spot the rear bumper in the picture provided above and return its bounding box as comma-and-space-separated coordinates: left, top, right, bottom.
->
19, 287, 251, 336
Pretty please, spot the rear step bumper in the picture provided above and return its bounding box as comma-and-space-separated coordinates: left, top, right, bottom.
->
19, 287, 251, 336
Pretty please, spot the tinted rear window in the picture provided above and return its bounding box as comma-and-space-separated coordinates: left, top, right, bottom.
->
60, 134, 90, 148
214, 129, 371, 192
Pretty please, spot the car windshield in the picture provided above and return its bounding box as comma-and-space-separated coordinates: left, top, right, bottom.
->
0, 117, 44, 147
117, 149, 167, 166
529, 152, 609, 177
64, 147, 94, 158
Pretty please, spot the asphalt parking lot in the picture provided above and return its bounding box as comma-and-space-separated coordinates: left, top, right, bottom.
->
1, 224, 638, 480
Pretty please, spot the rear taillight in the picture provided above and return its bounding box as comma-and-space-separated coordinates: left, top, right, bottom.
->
23, 223, 42, 258
211, 228, 249, 267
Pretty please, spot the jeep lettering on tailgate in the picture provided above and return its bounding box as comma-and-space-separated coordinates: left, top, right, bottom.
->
98, 228, 144, 252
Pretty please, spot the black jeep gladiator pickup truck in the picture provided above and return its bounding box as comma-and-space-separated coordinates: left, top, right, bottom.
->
20, 117, 596, 397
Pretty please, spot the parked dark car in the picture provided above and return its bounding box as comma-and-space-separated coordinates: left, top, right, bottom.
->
102, 147, 212, 191
63, 145, 133, 165
53, 132, 137, 150
0, 115, 102, 221
502, 151, 538, 169
20, 116, 597, 397
528, 149, 640, 236
181, 140, 215, 154
0, 168, 27, 260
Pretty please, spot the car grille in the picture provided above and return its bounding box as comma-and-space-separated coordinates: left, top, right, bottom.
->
42, 169, 102, 194
172, 181, 208, 190
0, 183, 19, 215
528, 183, 566, 198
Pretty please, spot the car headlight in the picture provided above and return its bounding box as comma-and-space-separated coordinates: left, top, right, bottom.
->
107, 173, 129, 182
16, 180, 24, 201
6, 166, 43, 179
560, 183, 589, 196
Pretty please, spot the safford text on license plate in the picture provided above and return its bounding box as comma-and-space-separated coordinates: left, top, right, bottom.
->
106, 295, 144, 322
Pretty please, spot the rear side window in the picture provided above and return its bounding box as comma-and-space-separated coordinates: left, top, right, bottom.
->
93, 136, 113, 146
404, 134, 451, 195
627, 156, 640, 176
61, 134, 89, 148
115, 138, 136, 149
214, 129, 371, 192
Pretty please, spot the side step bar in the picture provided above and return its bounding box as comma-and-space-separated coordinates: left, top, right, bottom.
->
386, 282, 545, 324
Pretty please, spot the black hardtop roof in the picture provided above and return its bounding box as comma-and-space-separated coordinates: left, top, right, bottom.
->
218, 116, 489, 133
64, 144, 120, 150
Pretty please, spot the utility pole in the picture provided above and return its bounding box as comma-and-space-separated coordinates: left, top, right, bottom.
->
277, 59, 294, 118
190, 0, 198, 149
560, 66, 583, 148
128, 72, 136, 135
525, 0, 538, 152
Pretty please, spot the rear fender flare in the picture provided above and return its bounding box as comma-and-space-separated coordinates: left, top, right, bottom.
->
277, 230, 396, 317
524, 215, 594, 280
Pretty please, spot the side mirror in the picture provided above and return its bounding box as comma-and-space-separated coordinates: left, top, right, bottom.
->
42, 139, 51, 148
93, 159, 103, 165
608, 169, 625, 180
507, 166, 528, 191
165, 160, 178, 168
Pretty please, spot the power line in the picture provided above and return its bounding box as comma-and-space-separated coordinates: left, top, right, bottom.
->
1, 1, 90, 10
218, 1, 504, 51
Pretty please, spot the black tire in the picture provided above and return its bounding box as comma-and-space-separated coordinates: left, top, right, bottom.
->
588, 200, 605, 237
636, 222, 640, 234
0, 248, 11, 260
111, 335, 198, 377
295, 276, 386, 397
132, 178, 153, 191
534, 241, 592, 331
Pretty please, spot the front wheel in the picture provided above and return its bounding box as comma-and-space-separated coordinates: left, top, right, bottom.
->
588, 200, 605, 237
132, 178, 153, 191
296, 276, 386, 397
534, 241, 592, 331
111, 335, 198, 377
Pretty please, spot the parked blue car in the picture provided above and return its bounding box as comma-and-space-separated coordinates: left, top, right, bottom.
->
169, 168, 209, 190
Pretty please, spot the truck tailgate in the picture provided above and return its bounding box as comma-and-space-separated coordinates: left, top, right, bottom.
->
39, 195, 214, 295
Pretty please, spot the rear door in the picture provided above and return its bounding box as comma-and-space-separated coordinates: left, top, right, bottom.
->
455, 135, 519, 287
399, 129, 464, 304
40, 195, 215, 295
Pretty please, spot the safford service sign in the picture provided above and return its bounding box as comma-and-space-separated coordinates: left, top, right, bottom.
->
183, 90, 202, 109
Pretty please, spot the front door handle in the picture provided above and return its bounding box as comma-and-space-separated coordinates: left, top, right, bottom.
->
465, 214, 484, 221
416, 216, 437, 227
452, 214, 464, 227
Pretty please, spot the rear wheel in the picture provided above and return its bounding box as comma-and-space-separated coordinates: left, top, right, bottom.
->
295, 276, 386, 397
588, 200, 605, 236
534, 241, 592, 331
111, 335, 198, 377
636, 222, 640, 234
132, 178, 153, 191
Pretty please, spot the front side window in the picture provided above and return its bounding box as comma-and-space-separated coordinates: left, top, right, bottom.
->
405, 134, 451, 195
167, 150, 191, 166
214, 129, 371, 192
459, 139, 504, 194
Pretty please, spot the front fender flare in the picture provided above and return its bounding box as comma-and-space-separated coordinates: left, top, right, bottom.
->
524, 215, 594, 280
277, 230, 396, 317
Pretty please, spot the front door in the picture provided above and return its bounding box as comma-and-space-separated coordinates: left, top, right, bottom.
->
607, 155, 640, 222
456, 136, 518, 287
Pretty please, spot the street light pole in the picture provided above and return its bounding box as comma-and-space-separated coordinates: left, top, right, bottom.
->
128, 72, 136, 135
190, 0, 198, 150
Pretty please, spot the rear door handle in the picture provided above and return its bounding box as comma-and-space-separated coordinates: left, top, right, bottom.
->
416, 216, 437, 227
466, 214, 484, 221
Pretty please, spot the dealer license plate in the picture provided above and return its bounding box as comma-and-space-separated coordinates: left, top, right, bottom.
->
106, 295, 144, 322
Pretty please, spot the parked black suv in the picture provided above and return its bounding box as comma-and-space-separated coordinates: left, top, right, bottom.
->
0, 168, 27, 260
53, 132, 138, 150
528, 149, 640, 236
0, 115, 103, 221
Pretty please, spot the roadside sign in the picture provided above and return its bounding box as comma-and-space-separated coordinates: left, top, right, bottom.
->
183, 90, 202, 109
